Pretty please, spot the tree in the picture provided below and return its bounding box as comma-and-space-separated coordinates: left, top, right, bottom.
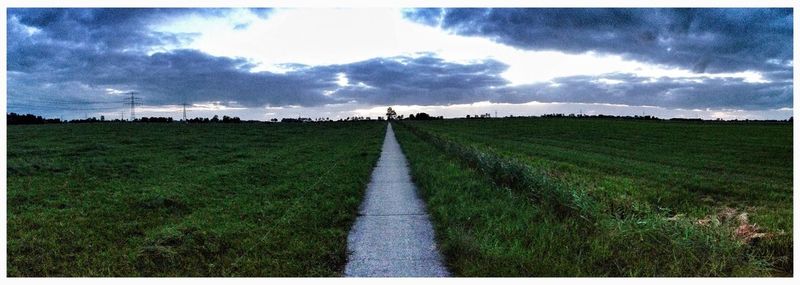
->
7, 113, 61, 124
386, 107, 397, 120
415, 112, 431, 120
221, 115, 241, 123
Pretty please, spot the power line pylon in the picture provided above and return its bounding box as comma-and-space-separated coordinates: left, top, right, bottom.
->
182, 102, 189, 123
123, 92, 141, 121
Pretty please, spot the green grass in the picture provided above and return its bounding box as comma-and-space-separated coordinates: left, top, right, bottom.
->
7, 118, 792, 276
7, 122, 385, 276
404, 118, 792, 229
394, 118, 792, 276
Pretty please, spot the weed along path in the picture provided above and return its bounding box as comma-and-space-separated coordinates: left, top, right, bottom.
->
344, 123, 450, 277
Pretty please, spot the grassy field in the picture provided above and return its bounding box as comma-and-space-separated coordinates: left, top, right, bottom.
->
395, 118, 792, 276
7, 122, 385, 276
6, 118, 793, 277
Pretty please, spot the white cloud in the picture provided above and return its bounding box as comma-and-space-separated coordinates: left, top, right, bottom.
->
104, 88, 131, 95
336, 72, 349, 87
595, 78, 625, 85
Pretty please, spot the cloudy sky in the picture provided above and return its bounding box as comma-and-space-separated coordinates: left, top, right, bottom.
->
6, 8, 794, 120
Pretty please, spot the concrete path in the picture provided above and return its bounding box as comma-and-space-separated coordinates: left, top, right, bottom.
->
344, 123, 450, 277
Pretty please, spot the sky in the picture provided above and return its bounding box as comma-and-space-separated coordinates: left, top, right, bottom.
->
5, 8, 794, 120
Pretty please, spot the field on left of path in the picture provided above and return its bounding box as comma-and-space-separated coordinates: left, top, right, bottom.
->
7, 122, 386, 276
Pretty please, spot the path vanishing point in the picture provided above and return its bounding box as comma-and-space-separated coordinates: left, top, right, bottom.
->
344, 123, 450, 277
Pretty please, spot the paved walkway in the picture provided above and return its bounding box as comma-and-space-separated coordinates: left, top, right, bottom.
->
344, 123, 450, 277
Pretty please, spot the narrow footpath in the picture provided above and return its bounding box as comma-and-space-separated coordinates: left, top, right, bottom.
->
344, 123, 450, 277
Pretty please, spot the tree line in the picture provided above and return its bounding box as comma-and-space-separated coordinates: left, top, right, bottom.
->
6, 113, 61, 124
6, 113, 245, 125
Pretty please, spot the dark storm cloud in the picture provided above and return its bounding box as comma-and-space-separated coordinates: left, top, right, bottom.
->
113, 50, 340, 107
8, 8, 273, 52
9, 9, 205, 52
405, 8, 793, 74
402, 8, 444, 26
331, 55, 509, 105
6, 9, 330, 107
330, 56, 789, 110
489, 74, 791, 110
8, 8, 325, 109
248, 8, 273, 19
8, 47, 341, 107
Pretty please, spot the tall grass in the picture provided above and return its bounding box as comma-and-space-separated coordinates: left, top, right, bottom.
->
395, 122, 771, 276
402, 122, 599, 221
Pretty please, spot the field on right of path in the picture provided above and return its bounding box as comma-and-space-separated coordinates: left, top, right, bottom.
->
395, 117, 792, 276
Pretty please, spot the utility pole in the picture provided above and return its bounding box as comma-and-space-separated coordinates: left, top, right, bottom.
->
182, 102, 188, 123
123, 92, 141, 121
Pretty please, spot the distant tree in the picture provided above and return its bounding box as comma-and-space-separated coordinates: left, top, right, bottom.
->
137, 116, 173, 123
188, 117, 208, 123
281, 117, 312, 123
386, 107, 397, 120
403, 112, 443, 120
415, 112, 431, 120
7, 113, 61, 124
69, 116, 101, 123
223, 116, 241, 123
211, 115, 219, 122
